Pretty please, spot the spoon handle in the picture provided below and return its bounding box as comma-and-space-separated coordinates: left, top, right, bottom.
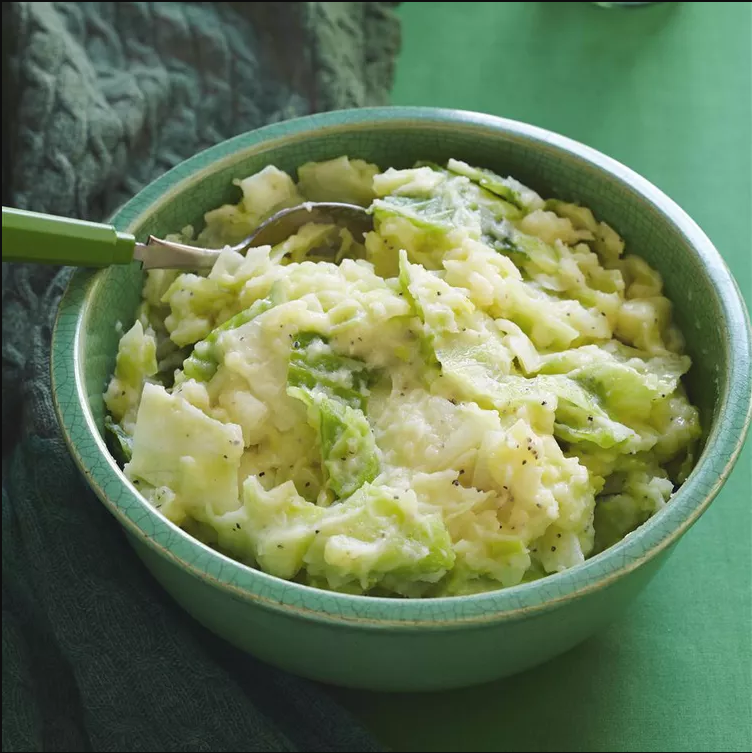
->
2, 206, 136, 267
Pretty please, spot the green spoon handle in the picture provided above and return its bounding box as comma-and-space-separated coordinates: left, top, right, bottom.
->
2, 206, 136, 267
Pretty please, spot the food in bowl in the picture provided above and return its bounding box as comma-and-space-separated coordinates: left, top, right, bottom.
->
104, 156, 701, 598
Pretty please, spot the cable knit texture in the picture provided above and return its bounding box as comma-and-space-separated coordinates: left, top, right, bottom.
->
1, 3, 399, 751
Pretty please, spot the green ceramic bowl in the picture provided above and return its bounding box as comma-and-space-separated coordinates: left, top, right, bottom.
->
51, 107, 751, 692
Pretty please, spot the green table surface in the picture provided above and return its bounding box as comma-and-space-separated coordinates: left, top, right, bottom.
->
336, 3, 752, 751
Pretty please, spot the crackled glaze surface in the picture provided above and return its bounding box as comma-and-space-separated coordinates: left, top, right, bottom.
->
51, 108, 751, 686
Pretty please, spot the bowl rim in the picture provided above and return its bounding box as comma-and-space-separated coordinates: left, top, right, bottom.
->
52, 106, 752, 628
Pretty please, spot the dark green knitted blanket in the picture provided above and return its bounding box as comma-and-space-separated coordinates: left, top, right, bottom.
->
1, 3, 400, 750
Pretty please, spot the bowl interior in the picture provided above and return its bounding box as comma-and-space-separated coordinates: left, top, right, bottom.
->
56, 109, 749, 623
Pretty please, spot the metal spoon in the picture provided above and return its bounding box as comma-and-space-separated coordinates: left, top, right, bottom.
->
1, 202, 374, 270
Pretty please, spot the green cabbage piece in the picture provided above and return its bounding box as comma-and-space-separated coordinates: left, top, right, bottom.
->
235, 477, 326, 579
181, 294, 277, 382
447, 158, 544, 212
371, 163, 524, 247
286, 333, 379, 498
291, 392, 380, 500
297, 156, 380, 207
373, 194, 456, 232
287, 332, 376, 410
103, 320, 158, 433
302, 483, 455, 595
594, 470, 674, 552
104, 415, 133, 463
538, 342, 691, 421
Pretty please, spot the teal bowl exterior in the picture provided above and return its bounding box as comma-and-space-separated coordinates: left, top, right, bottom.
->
51, 108, 751, 691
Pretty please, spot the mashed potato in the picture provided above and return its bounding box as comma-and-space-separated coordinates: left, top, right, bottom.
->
104, 157, 700, 597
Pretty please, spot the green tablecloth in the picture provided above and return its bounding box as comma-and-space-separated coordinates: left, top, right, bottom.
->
337, 3, 752, 751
